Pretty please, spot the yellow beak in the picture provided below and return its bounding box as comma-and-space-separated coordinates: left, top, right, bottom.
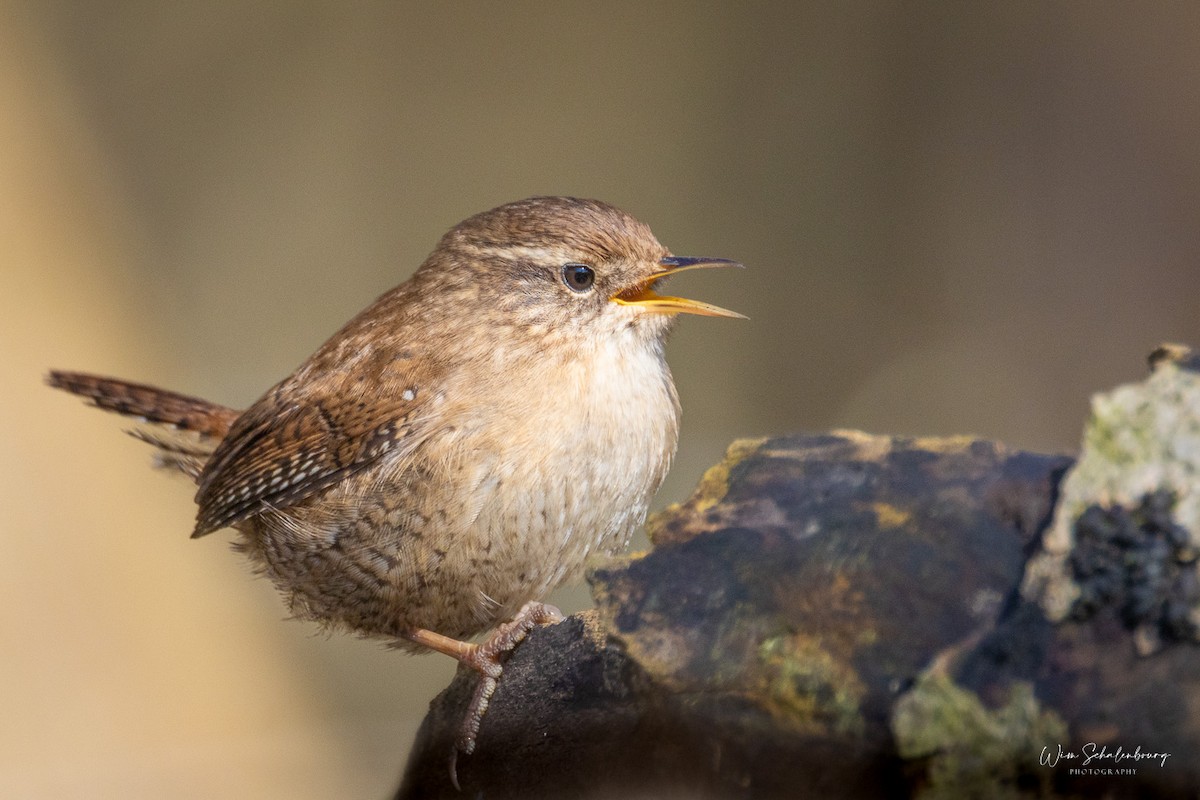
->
611, 256, 746, 319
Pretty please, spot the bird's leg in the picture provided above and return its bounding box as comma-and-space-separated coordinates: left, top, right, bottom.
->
404, 601, 564, 787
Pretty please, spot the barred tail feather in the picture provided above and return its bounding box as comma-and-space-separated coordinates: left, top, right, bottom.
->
47, 370, 240, 480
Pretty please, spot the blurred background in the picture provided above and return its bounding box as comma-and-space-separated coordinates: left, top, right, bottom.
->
4, 2, 1199, 797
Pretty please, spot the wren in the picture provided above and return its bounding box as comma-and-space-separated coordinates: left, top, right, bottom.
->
48, 196, 743, 772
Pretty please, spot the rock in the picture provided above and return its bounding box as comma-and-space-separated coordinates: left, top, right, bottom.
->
398, 348, 1200, 799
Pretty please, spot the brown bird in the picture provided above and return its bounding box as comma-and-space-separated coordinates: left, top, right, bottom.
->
47, 196, 742, 773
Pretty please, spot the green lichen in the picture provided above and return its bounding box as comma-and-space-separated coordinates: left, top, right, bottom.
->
1024, 359, 1200, 621
647, 437, 767, 545
757, 633, 866, 737
893, 673, 1068, 800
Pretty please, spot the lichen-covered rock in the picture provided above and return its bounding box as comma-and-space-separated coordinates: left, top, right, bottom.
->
1024, 344, 1200, 627
591, 433, 1070, 775
400, 348, 1200, 798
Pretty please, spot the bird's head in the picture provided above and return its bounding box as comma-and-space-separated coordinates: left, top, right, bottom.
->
418, 196, 743, 346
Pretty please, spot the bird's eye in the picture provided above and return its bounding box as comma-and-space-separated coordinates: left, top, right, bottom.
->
561, 263, 595, 293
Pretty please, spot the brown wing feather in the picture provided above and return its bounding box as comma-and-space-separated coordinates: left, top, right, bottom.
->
192, 354, 433, 537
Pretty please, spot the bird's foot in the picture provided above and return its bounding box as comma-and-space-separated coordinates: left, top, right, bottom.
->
454, 600, 564, 755
405, 601, 564, 790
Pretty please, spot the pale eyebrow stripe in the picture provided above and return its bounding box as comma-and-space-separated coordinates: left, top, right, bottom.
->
464, 244, 573, 263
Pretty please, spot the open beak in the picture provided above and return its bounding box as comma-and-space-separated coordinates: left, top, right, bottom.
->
611, 256, 746, 319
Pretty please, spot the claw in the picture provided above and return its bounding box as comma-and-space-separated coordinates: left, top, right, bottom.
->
449, 748, 461, 792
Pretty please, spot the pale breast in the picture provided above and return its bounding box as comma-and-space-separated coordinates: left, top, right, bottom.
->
466, 336, 681, 615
